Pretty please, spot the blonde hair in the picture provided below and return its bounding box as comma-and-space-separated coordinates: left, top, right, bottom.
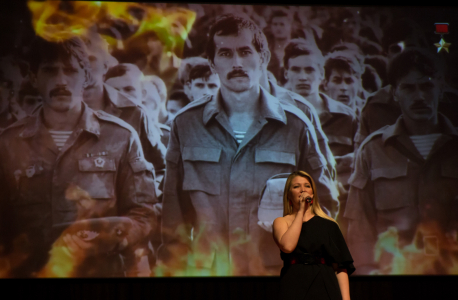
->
283, 171, 338, 224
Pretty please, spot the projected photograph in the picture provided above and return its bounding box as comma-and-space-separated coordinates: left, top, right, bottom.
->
0, 1, 457, 278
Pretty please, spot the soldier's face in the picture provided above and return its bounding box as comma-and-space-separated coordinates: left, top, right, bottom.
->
167, 99, 186, 120
35, 56, 86, 113
211, 29, 264, 93
394, 69, 441, 122
142, 81, 160, 122
271, 17, 292, 40
285, 55, 323, 97
324, 69, 359, 107
187, 74, 220, 102
21, 95, 42, 115
342, 17, 360, 38
105, 72, 143, 104
86, 49, 108, 87
0, 61, 24, 114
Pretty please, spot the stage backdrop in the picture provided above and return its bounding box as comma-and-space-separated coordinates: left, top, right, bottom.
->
0, 1, 457, 277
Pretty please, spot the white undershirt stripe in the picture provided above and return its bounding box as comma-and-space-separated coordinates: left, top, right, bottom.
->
234, 130, 246, 144
49, 130, 73, 151
410, 134, 441, 159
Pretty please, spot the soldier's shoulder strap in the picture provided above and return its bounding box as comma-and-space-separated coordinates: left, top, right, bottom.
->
94, 110, 136, 133
280, 101, 314, 130
174, 94, 213, 119
0, 116, 30, 137
358, 124, 389, 151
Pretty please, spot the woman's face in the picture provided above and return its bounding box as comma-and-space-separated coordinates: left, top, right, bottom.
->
288, 175, 314, 208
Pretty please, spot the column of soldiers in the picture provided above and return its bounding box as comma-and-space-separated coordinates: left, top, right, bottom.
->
0, 5, 457, 277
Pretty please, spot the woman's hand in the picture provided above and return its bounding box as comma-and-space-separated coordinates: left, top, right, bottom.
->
298, 192, 312, 214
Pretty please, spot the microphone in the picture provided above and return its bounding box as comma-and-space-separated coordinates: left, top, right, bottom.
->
305, 196, 312, 204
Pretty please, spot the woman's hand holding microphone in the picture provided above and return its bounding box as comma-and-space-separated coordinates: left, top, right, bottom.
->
298, 192, 313, 215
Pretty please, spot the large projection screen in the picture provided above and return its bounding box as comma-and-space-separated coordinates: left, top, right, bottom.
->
0, 1, 457, 278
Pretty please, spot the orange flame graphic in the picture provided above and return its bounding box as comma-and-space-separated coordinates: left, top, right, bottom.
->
372, 221, 458, 275
36, 184, 135, 278
27, 1, 196, 53
27, 1, 102, 42
152, 224, 268, 277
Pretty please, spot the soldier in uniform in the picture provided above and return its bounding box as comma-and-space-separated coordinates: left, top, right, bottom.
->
184, 62, 220, 103
176, 56, 220, 103
353, 19, 431, 151
259, 65, 337, 183
17, 79, 43, 116
158, 14, 338, 276
282, 39, 358, 237
323, 51, 364, 117
81, 32, 166, 183
265, 7, 294, 86
345, 48, 458, 275
0, 56, 28, 129
320, 50, 365, 235
258, 45, 339, 273
0, 36, 157, 277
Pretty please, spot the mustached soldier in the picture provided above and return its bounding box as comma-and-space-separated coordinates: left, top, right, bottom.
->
159, 14, 338, 276
0, 36, 157, 277
345, 48, 458, 275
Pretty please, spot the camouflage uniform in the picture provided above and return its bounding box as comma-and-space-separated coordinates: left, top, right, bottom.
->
0, 103, 157, 277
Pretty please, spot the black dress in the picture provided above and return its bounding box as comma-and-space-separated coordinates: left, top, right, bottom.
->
279, 216, 355, 300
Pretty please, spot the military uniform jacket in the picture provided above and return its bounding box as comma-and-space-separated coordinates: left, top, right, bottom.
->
0, 103, 157, 276
353, 85, 401, 152
344, 114, 458, 272
269, 81, 337, 180
103, 84, 166, 179
159, 87, 339, 275
318, 93, 358, 186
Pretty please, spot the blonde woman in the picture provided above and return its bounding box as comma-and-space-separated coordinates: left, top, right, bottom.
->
273, 171, 354, 300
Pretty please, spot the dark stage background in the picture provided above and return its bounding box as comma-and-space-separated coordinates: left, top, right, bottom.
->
2, 276, 457, 299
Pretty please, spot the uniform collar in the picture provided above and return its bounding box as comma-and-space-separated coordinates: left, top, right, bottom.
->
320, 93, 344, 114
269, 80, 279, 97
20, 102, 101, 139
202, 86, 287, 126
382, 113, 458, 144
104, 83, 138, 108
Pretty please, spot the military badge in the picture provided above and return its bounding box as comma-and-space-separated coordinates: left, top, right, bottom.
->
94, 157, 106, 168
26, 165, 36, 178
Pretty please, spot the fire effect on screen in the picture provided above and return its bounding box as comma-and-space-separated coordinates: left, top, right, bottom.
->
27, 0, 196, 52
372, 221, 458, 275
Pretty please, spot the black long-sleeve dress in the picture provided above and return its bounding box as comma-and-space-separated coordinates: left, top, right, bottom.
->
279, 216, 355, 300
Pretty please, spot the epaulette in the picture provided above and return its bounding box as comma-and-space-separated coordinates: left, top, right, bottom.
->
321, 93, 357, 119
358, 124, 389, 151
280, 101, 318, 142
93, 110, 137, 134
286, 90, 310, 106
0, 116, 30, 136
158, 123, 171, 132
361, 85, 393, 111
174, 94, 213, 119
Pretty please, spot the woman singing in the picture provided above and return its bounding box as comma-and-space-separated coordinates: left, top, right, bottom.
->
273, 171, 355, 300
